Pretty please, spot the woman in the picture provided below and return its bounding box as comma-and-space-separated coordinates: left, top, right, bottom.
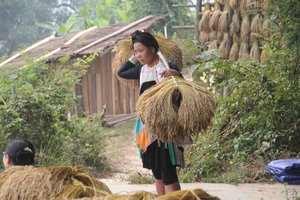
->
117, 30, 183, 195
2, 139, 35, 169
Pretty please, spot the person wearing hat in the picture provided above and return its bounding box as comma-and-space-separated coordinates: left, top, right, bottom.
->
2, 139, 35, 169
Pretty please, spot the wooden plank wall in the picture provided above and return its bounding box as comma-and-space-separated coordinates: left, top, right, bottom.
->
81, 50, 139, 115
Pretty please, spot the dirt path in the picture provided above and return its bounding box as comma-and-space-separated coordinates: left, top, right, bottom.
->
102, 119, 151, 181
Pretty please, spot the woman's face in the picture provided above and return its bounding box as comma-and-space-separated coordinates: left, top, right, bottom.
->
133, 42, 155, 65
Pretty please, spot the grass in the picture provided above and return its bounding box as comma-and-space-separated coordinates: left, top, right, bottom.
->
123, 172, 155, 184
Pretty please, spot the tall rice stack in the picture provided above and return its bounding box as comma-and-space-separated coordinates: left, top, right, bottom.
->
229, 41, 240, 61
250, 13, 263, 42
136, 76, 216, 143
112, 35, 183, 86
199, 3, 212, 44
262, 18, 271, 38
250, 41, 261, 62
0, 166, 111, 200
240, 14, 251, 42
238, 41, 250, 60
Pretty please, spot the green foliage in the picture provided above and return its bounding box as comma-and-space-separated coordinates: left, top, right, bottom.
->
0, 54, 107, 171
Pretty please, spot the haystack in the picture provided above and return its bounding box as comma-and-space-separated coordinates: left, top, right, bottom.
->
230, 0, 239, 11
199, 3, 212, 33
230, 11, 241, 34
217, 31, 224, 41
136, 76, 216, 143
209, 31, 217, 41
209, 2, 222, 31
250, 41, 260, 62
229, 41, 240, 61
241, 14, 251, 41
208, 40, 219, 50
199, 32, 210, 44
238, 41, 250, 60
251, 13, 262, 34
112, 34, 183, 86
0, 166, 111, 200
262, 18, 271, 37
218, 11, 228, 33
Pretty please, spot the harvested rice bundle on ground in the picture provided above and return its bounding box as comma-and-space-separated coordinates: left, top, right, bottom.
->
0, 166, 111, 200
209, 2, 222, 31
250, 41, 261, 62
136, 76, 216, 143
208, 40, 219, 50
112, 35, 183, 86
199, 3, 212, 33
241, 14, 251, 41
218, 40, 228, 59
229, 41, 240, 61
230, 11, 241, 34
157, 189, 221, 200
230, 0, 239, 11
238, 41, 250, 60
251, 13, 262, 34
77, 191, 157, 200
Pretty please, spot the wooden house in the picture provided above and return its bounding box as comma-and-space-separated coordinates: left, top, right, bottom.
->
0, 16, 166, 117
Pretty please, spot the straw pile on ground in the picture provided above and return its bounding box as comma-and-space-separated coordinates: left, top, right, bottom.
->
112, 35, 183, 86
0, 166, 111, 200
77, 189, 220, 200
136, 76, 216, 143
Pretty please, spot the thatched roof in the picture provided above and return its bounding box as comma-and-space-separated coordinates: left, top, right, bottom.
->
0, 15, 166, 68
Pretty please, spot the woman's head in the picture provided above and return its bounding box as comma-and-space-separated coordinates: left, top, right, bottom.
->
131, 30, 159, 65
3, 139, 35, 168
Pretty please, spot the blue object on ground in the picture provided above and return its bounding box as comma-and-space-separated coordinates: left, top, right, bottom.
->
265, 159, 300, 185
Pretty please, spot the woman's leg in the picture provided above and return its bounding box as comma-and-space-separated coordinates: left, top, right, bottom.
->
155, 179, 166, 195
165, 181, 181, 193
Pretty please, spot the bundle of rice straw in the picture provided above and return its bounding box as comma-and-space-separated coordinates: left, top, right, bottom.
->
208, 40, 219, 50
262, 18, 271, 37
229, 0, 239, 11
218, 40, 228, 59
246, 0, 257, 10
209, 2, 222, 31
218, 11, 228, 33
157, 189, 221, 200
230, 11, 241, 34
217, 31, 224, 41
112, 34, 183, 86
0, 166, 111, 200
240, 14, 251, 41
250, 41, 260, 62
229, 41, 240, 61
77, 191, 157, 200
199, 3, 212, 33
136, 75, 216, 143
240, 0, 248, 11
199, 32, 210, 44
238, 41, 250, 60
209, 31, 217, 41
260, 48, 268, 64
251, 13, 262, 34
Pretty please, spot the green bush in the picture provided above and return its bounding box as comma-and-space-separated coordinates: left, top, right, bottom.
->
0, 54, 107, 171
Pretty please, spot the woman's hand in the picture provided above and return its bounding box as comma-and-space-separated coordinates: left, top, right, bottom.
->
160, 69, 180, 78
129, 55, 140, 65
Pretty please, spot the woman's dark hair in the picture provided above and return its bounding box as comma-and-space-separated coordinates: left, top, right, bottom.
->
4, 139, 35, 166
131, 30, 159, 52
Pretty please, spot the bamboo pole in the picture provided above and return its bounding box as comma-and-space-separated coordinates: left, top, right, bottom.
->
74, 15, 153, 54
0, 35, 55, 67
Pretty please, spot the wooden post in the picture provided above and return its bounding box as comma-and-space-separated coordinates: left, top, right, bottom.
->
195, 0, 201, 41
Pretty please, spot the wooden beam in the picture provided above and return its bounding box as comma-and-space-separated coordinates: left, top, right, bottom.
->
172, 4, 196, 8
172, 26, 195, 30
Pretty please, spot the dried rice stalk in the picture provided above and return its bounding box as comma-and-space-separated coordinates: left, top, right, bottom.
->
112, 35, 183, 86
157, 189, 221, 200
240, 0, 247, 11
0, 166, 111, 200
230, 0, 239, 11
209, 31, 217, 41
199, 3, 212, 33
79, 191, 157, 200
136, 76, 216, 143
229, 41, 240, 61
238, 41, 250, 60
232, 32, 239, 41
208, 40, 219, 50
218, 40, 228, 59
240, 14, 251, 41
250, 41, 260, 62
218, 11, 228, 33
217, 31, 224, 41
262, 18, 271, 37
251, 13, 262, 33
209, 2, 222, 31
199, 32, 210, 44
260, 48, 268, 64
230, 11, 241, 34
246, 0, 257, 10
